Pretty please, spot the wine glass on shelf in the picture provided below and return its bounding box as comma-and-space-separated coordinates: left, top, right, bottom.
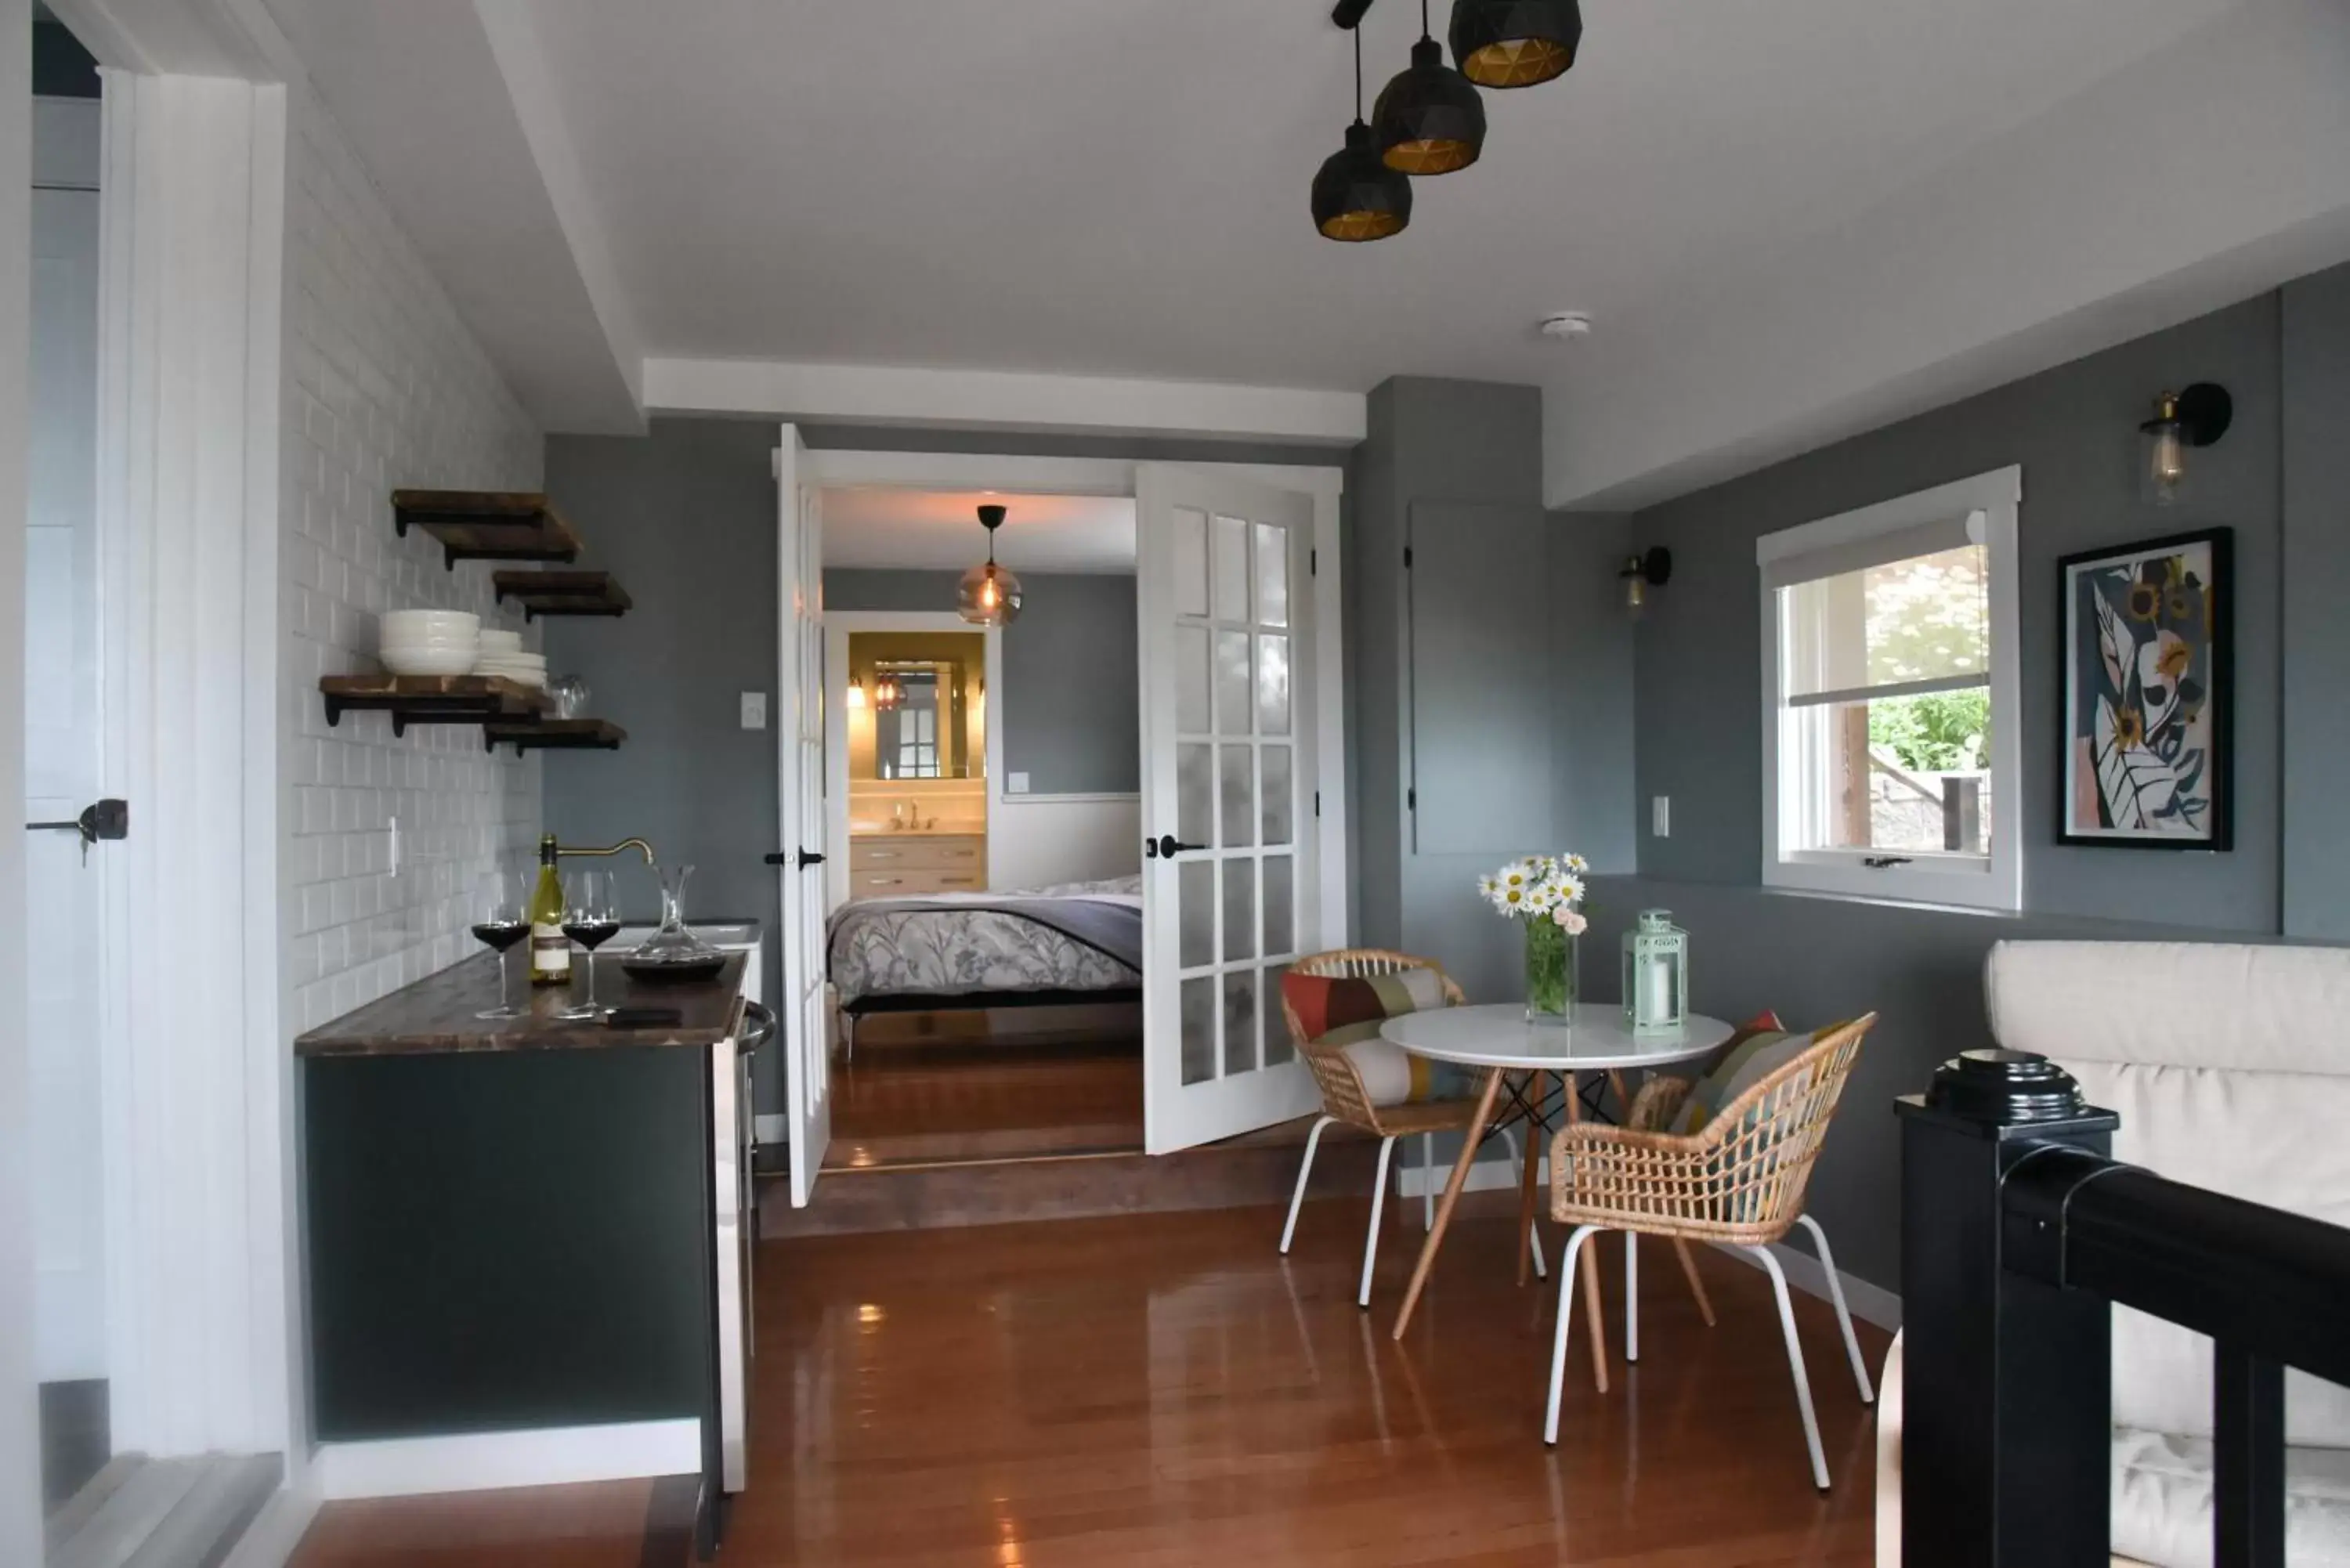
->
559, 868, 623, 1021
471, 869, 530, 1020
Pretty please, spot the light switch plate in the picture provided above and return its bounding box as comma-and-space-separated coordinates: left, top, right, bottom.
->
1007, 771, 1031, 794
1651, 796, 1671, 837
739, 692, 768, 730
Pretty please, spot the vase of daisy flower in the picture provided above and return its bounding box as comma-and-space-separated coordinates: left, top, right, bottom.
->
1480, 853, 1590, 1025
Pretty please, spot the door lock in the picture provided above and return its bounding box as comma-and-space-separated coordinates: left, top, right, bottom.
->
26, 798, 128, 865
764, 847, 826, 870
1149, 834, 1206, 860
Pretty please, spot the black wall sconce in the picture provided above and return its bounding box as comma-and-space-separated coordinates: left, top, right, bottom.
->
1618, 546, 1670, 613
2140, 381, 2232, 507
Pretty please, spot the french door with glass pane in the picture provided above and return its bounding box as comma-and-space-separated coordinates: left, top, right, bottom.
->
1137, 464, 1321, 1153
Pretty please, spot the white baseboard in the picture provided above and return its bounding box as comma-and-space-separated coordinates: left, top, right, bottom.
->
218, 1479, 321, 1568
1709, 1238, 1903, 1331
1394, 1154, 1539, 1201
313, 1419, 702, 1501
755, 1112, 787, 1145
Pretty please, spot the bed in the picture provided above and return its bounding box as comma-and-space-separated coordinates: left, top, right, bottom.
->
826, 876, 1144, 1052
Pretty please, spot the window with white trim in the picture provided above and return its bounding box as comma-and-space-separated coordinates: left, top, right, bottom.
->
1758, 467, 2022, 911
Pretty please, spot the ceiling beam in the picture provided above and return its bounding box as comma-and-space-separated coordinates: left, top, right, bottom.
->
646, 359, 1367, 447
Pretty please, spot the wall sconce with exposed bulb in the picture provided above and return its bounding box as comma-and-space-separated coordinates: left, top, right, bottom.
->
845, 676, 868, 710
1618, 546, 1671, 614
2139, 382, 2232, 507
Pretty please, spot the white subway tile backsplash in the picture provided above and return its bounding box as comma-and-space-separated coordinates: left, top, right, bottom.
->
281, 91, 542, 1031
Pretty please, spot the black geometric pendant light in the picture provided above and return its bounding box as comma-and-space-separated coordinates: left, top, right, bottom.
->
1448, 0, 1582, 88
1312, 22, 1412, 241
1373, 0, 1486, 175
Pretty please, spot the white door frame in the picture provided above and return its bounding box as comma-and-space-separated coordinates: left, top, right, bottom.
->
1, 8, 39, 1556
820, 610, 1000, 912
802, 450, 1349, 950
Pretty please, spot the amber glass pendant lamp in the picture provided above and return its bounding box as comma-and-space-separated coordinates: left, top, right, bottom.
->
956, 504, 1025, 627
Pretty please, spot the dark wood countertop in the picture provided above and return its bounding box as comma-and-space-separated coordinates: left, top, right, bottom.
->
295, 950, 747, 1057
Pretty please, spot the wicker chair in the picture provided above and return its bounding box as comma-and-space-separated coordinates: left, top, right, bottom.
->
1277, 948, 1546, 1306
1541, 1014, 1880, 1488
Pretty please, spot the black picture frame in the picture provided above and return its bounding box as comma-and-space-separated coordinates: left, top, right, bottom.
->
2055, 526, 2232, 850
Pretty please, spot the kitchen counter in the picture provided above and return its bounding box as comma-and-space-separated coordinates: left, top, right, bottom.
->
294, 948, 745, 1057
298, 930, 762, 1552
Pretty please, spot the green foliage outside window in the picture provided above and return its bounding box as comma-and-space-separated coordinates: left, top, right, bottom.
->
1870, 689, 1990, 773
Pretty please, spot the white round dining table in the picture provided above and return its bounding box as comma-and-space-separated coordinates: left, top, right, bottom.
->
1377, 1003, 1736, 1367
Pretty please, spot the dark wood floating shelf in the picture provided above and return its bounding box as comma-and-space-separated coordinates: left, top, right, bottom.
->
390, 490, 581, 573
483, 718, 626, 755
320, 675, 550, 736
493, 570, 632, 621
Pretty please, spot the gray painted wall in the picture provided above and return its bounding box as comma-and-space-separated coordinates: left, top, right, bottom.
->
541, 420, 786, 1100
825, 569, 1141, 795
1596, 281, 2350, 1294
1632, 289, 2283, 930
1349, 378, 1634, 1004
2282, 266, 2350, 941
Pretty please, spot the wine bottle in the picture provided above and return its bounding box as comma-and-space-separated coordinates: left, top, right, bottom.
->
530, 833, 570, 987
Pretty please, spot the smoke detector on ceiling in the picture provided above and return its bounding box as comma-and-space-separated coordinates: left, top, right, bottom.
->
1538, 311, 1594, 341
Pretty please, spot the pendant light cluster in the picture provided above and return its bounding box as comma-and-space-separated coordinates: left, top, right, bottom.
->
956, 504, 1025, 627
1314, 0, 1582, 242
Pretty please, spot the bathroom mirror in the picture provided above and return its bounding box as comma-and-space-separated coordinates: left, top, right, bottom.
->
847, 633, 984, 781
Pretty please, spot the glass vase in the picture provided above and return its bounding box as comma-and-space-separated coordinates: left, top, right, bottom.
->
1524, 916, 1578, 1026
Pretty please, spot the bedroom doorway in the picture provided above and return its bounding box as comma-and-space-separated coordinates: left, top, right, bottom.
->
777, 450, 1348, 1206
815, 495, 1148, 1171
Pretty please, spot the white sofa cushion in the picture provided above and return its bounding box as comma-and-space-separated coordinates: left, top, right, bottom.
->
1985, 941, 2350, 1447
2114, 1427, 2350, 1568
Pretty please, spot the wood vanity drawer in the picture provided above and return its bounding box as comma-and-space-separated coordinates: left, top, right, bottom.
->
849, 835, 985, 873
851, 869, 985, 898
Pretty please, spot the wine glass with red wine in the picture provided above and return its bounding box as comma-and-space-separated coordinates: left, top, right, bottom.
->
472, 869, 530, 1020
559, 868, 623, 1020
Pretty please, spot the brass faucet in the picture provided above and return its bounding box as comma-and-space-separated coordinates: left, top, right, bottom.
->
555, 836, 656, 867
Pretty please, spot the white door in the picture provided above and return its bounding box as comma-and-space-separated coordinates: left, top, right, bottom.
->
775, 429, 831, 1205
1137, 464, 1322, 1154
27, 110, 107, 1388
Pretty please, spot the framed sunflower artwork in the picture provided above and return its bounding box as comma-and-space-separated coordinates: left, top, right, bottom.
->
2058, 526, 2232, 849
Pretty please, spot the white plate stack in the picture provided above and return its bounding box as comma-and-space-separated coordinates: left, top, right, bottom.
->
472, 629, 547, 691
378, 609, 480, 677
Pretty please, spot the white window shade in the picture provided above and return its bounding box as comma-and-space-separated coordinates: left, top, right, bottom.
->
1777, 529, 1989, 708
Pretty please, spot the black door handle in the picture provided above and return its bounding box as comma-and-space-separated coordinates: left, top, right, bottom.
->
1152, 834, 1206, 860
765, 848, 826, 870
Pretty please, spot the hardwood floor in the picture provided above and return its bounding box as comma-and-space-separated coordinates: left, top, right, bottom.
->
291, 1201, 1889, 1566
826, 1031, 1144, 1167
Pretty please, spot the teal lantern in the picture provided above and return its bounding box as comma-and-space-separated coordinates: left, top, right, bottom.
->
1622, 909, 1688, 1033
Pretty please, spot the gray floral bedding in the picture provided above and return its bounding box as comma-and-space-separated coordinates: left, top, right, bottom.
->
827, 877, 1144, 1005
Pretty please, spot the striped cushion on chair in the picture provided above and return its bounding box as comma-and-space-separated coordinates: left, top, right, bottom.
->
1282, 969, 1476, 1106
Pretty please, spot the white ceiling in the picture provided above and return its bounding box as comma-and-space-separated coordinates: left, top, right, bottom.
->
250, 0, 2350, 504
821, 490, 1136, 575
518, 0, 2230, 391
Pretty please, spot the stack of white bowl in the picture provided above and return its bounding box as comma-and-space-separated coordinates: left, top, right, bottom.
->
472, 629, 547, 691
378, 609, 480, 677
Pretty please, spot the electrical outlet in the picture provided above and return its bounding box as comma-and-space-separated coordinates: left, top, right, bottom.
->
1007, 771, 1031, 794
739, 692, 768, 730
1651, 796, 1671, 837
